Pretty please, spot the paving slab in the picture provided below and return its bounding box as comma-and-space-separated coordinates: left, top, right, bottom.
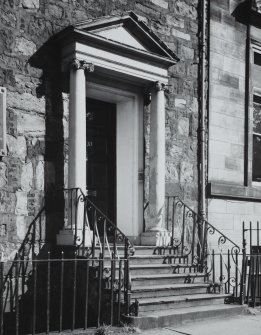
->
141, 307, 261, 335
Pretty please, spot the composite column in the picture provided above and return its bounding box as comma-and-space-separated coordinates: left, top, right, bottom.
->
148, 81, 166, 230
68, 59, 94, 191
57, 59, 94, 246
141, 81, 168, 246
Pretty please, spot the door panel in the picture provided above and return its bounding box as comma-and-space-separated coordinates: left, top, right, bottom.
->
86, 98, 116, 222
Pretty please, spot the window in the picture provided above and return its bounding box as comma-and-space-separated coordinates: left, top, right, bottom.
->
253, 94, 261, 181
251, 45, 261, 183
254, 51, 261, 66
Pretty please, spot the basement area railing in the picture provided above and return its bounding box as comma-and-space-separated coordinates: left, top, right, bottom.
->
241, 221, 261, 307
0, 255, 128, 335
0, 188, 136, 334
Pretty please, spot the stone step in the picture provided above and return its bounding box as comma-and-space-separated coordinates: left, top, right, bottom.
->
123, 304, 247, 329
135, 293, 231, 313
131, 273, 207, 288
93, 255, 189, 267
131, 283, 210, 299
94, 245, 175, 257
129, 264, 198, 276
129, 255, 188, 265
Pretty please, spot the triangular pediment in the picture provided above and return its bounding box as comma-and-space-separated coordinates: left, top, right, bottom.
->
31, 12, 178, 70
73, 12, 178, 62
90, 25, 148, 51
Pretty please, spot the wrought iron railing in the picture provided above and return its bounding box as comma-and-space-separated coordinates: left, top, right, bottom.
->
63, 188, 135, 257
62, 188, 135, 315
242, 253, 261, 307
0, 255, 128, 335
161, 196, 242, 298
241, 221, 261, 306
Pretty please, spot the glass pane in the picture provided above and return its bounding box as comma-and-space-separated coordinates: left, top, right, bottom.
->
253, 96, 261, 134
253, 134, 261, 182
254, 52, 261, 66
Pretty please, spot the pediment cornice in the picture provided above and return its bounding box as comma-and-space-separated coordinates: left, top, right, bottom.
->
31, 11, 179, 71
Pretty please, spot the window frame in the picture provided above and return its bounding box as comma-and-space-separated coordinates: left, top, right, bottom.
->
248, 42, 261, 186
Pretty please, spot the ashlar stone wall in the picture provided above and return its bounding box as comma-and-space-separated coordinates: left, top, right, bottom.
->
0, 0, 200, 258
208, 0, 261, 246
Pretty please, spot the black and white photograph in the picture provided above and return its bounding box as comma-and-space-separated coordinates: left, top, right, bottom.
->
0, 0, 261, 334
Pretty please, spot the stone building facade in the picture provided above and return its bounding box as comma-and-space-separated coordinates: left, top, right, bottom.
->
0, 0, 200, 258
208, 0, 261, 247
0, 0, 260, 258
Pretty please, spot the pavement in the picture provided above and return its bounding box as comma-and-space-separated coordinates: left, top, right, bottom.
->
141, 307, 261, 335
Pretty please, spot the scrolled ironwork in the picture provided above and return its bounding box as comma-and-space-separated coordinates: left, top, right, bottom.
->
115, 230, 124, 243
103, 267, 112, 280
182, 245, 191, 255
129, 299, 139, 316
192, 255, 199, 266
113, 277, 124, 291
218, 235, 227, 247
173, 238, 182, 247
127, 242, 135, 257
231, 245, 241, 255
206, 225, 216, 235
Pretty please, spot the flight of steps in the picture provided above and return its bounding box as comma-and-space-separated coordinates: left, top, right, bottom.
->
119, 245, 246, 329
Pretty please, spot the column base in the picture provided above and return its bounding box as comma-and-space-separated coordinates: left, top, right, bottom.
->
56, 229, 74, 246
140, 229, 171, 247
56, 228, 93, 247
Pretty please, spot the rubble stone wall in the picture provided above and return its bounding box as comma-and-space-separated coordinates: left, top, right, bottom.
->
0, 0, 200, 258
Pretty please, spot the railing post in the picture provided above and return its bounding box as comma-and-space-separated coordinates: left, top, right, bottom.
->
124, 239, 131, 316
0, 261, 3, 335
212, 249, 215, 284
15, 256, 19, 335
227, 250, 231, 294
46, 252, 51, 334
97, 256, 103, 327
82, 197, 87, 256
117, 260, 122, 324
166, 196, 170, 231
59, 252, 64, 332
235, 250, 239, 298
198, 217, 206, 272
240, 221, 247, 305
84, 259, 89, 330
32, 257, 37, 335
110, 254, 115, 325
171, 197, 176, 246
72, 252, 77, 331
181, 204, 186, 256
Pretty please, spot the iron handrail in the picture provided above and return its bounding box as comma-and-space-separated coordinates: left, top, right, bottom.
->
63, 188, 133, 315
167, 196, 240, 250
163, 195, 242, 298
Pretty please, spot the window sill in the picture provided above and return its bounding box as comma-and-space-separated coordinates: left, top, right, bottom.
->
207, 182, 261, 201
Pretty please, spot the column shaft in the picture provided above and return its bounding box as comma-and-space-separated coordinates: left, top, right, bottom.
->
68, 64, 87, 191
148, 85, 165, 230
141, 82, 168, 246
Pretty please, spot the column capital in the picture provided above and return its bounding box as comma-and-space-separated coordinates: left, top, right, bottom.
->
70, 59, 95, 72
154, 81, 166, 92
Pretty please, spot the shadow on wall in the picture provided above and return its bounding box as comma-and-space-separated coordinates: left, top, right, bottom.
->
1, 43, 66, 333
30, 42, 66, 244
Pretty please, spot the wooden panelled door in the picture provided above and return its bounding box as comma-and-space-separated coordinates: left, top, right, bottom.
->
86, 98, 116, 222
